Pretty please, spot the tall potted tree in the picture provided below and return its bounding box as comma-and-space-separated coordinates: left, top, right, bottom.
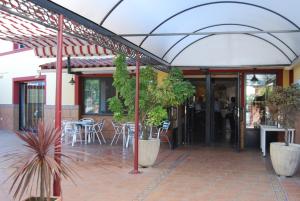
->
7, 121, 75, 201
266, 84, 300, 176
109, 54, 194, 167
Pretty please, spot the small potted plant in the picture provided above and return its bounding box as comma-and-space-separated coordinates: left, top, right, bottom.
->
109, 54, 194, 167
266, 84, 300, 176
7, 121, 75, 201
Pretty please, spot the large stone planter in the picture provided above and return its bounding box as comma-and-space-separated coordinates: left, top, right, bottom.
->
138, 139, 160, 167
270, 142, 300, 176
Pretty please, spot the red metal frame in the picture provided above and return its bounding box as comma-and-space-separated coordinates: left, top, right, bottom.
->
53, 14, 63, 197
0, 0, 164, 67
289, 70, 294, 85
134, 52, 140, 174
13, 75, 46, 104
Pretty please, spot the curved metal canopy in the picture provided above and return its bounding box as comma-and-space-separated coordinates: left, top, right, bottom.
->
50, 0, 300, 67
2, 0, 300, 68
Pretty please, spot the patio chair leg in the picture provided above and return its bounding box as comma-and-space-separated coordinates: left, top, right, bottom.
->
100, 132, 106, 144
92, 131, 95, 142
79, 130, 82, 145
115, 133, 121, 144
95, 133, 102, 145
111, 134, 116, 145
165, 135, 171, 149
72, 133, 76, 146
126, 135, 130, 148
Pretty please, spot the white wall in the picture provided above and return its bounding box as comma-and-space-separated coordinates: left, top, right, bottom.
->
0, 47, 76, 105
0, 40, 13, 53
45, 72, 75, 105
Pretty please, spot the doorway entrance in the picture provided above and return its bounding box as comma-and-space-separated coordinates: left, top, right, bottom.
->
19, 81, 45, 131
184, 73, 241, 149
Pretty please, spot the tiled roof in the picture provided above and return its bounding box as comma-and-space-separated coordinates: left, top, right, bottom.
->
40, 57, 136, 69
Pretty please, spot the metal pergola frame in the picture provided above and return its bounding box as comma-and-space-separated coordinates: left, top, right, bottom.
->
0, 0, 169, 68
0, 0, 155, 197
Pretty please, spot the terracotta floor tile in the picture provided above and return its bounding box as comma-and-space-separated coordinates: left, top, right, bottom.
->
0, 130, 299, 201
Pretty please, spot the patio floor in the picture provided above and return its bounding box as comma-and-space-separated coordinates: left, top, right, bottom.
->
0, 129, 299, 201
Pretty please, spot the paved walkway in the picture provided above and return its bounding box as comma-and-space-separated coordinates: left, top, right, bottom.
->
0, 129, 299, 201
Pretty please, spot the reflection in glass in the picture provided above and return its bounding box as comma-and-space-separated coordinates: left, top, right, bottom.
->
19, 81, 45, 131
245, 74, 276, 128
84, 79, 100, 114
83, 78, 115, 114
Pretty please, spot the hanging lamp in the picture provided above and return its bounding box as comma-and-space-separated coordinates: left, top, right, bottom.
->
251, 68, 259, 84
250, 74, 259, 82
69, 76, 75, 85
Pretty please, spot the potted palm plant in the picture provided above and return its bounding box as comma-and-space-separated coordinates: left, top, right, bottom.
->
7, 121, 75, 201
108, 54, 194, 167
266, 84, 300, 176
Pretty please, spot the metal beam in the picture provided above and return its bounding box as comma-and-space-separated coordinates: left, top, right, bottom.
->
53, 14, 63, 197
120, 29, 300, 37
28, 0, 169, 66
205, 72, 211, 145
134, 52, 140, 174
139, 1, 300, 46
100, 0, 124, 25
162, 24, 298, 60
170, 34, 293, 64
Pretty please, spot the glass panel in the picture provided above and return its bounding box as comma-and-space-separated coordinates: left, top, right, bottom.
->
100, 78, 115, 114
83, 78, 115, 114
245, 74, 276, 128
20, 81, 45, 131
84, 79, 100, 114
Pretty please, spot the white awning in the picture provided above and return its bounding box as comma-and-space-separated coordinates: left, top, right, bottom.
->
0, 9, 112, 58
51, 0, 300, 67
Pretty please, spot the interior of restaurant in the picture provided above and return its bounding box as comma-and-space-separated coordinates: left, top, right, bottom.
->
184, 78, 237, 146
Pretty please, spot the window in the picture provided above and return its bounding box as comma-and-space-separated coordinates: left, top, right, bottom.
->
83, 78, 115, 114
13, 43, 26, 50
245, 74, 276, 128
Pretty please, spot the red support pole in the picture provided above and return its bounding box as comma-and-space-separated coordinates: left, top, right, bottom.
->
133, 53, 140, 174
53, 14, 64, 197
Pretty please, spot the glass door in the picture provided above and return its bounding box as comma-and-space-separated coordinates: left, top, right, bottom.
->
210, 76, 239, 147
19, 81, 45, 131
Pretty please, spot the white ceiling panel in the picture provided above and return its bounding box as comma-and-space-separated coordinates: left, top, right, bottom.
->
48, 0, 300, 67
172, 34, 290, 66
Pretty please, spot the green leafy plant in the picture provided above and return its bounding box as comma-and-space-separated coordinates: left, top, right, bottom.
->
266, 84, 300, 146
7, 121, 76, 201
108, 54, 195, 139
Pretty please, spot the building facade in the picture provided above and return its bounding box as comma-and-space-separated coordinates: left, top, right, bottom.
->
1, 40, 300, 148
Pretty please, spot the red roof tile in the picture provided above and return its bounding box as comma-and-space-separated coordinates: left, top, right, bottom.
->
40, 58, 136, 69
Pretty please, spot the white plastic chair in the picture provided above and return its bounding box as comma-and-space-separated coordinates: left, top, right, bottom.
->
62, 121, 82, 146
111, 121, 123, 145
125, 123, 142, 148
157, 121, 171, 148
72, 124, 83, 146
90, 120, 106, 144
80, 118, 94, 124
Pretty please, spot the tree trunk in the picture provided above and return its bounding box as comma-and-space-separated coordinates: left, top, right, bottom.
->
284, 128, 289, 146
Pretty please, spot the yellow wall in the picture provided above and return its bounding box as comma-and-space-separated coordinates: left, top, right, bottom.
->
157, 70, 168, 85
282, 70, 290, 87
294, 63, 300, 83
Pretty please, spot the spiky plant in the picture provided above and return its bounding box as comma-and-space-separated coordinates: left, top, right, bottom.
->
7, 121, 76, 201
